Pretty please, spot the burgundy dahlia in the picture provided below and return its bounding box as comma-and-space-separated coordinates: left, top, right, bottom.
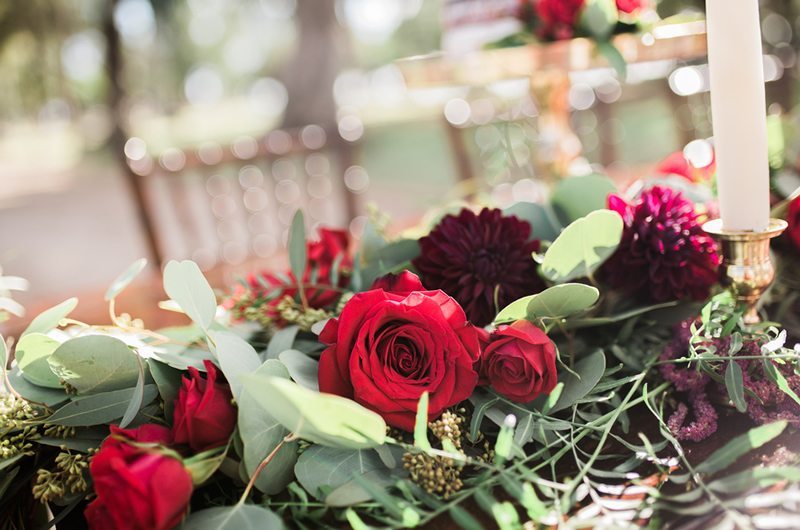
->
603, 186, 720, 302
412, 208, 544, 327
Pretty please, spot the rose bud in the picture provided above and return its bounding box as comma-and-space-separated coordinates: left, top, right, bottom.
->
480, 320, 558, 403
787, 196, 800, 251
85, 425, 193, 530
370, 270, 425, 295
172, 360, 236, 452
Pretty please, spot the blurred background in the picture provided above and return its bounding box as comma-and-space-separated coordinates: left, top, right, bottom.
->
0, 0, 799, 325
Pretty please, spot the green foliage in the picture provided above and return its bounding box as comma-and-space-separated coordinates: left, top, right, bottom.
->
240, 374, 386, 449
550, 174, 617, 226
495, 283, 600, 324
163, 260, 217, 330
278, 349, 319, 390
413, 392, 431, 452
265, 325, 299, 360
22, 298, 78, 337
541, 210, 623, 283
503, 202, 561, 242
723, 360, 746, 412
14, 333, 62, 388
47, 335, 140, 395
105, 259, 148, 301
180, 505, 284, 530
207, 330, 261, 399
46, 385, 158, 426
7, 366, 67, 406
288, 210, 307, 303
581, 0, 619, 40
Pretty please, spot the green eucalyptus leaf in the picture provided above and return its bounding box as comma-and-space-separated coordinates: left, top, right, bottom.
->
22, 298, 78, 337
7, 366, 68, 407
526, 284, 600, 320
413, 392, 432, 451
495, 295, 536, 324
550, 174, 617, 226
548, 349, 606, 413
695, 421, 787, 475
295, 446, 390, 505
208, 330, 261, 400
119, 357, 146, 428
147, 359, 183, 422
47, 335, 140, 395
240, 375, 386, 449
238, 360, 297, 495
105, 258, 148, 301
14, 333, 62, 388
278, 349, 319, 390
580, 0, 618, 40
541, 209, 623, 283
47, 385, 158, 427
597, 41, 627, 78
288, 210, 307, 282
503, 202, 561, 242
264, 325, 299, 360
163, 260, 216, 330
724, 361, 746, 413
180, 505, 283, 530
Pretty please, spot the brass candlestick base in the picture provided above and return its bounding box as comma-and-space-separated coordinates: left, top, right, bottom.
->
702, 219, 788, 324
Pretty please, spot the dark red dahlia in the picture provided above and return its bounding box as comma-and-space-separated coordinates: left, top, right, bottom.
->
603, 186, 720, 302
412, 208, 544, 327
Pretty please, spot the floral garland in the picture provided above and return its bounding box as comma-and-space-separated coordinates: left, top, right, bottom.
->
2, 170, 800, 529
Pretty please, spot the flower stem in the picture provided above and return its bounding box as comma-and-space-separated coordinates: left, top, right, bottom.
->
238, 434, 296, 504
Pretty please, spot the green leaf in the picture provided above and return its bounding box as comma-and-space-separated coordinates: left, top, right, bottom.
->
548, 349, 606, 413
14, 333, 62, 388
597, 41, 628, 78
47, 385, 158, 426
541, 382, 564, 415
288, 210, 307, 282
495, 296, 536, 324
119, 356, 146, 428
503, 202, 561, 242
184, 446, 229, 485
295, 446, 391, 506
763, 359, 800, 408
0, 334, 7, 390
265, 325, 299, 360
0, 467, 19, 499
163, 260, 216, 330
240, 375, 386, 449
7, 366, 68, 407
550, 174, 617, 226
147, 359, 183, 422
580, 0, 618, 40
278, 349, 319, 390
695, 421, 787, 475
541, 210, 623, 283
724, 361, 746, 413
105, 258, 148, 301
413, 392, 431, 452
22, 298, 78, 337
238, 360, 297, 495
448, 505, 483, 530
180, 504, 283, 530
208, 330, 262, 400
526, 284, 599, 320
47, 335, 140, 394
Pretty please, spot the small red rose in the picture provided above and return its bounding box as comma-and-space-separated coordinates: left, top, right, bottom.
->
318, 272, 481, 431
787, 196, 800, 251
536, 0, 585, 40
480, 320, 557, 403
172, 360, 236, 452
616, 0, 646, 14
85, 425, 193, 530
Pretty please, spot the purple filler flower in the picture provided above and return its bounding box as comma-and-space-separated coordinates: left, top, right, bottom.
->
412, 208, 544, 327
603, 186, 720, 303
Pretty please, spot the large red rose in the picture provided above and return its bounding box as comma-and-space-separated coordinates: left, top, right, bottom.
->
479, 320, 557, 403
85, 425, 193, 530
226, 228, 351, 323
318, 272, 481, 431
787, 196, 800, 251
172, 360, 236, 452
536, 0, 585, 40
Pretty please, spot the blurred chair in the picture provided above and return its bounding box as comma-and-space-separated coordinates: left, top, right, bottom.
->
123, 126, 361, 281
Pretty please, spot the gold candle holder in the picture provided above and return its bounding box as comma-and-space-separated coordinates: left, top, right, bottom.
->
702, 218, 788, 324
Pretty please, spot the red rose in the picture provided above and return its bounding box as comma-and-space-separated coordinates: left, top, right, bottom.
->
616, 0, 646, 14
172, 360, 236, 452
85, 425, 192, 530
227, 228, 351, 324
656, 150, 716, 183
479, 320, 557, 403
318, 272, 481, 431
536, 0, 585, 40
370, 271, 425, 295
787, 197, 800, 251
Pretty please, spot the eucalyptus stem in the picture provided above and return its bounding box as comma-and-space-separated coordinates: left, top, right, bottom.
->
238, 434, 297, 504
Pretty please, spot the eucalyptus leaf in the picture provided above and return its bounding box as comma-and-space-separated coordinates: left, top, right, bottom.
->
580, 0, 618, 40
147, 359, 183, 422
14, 333, 62, 388
695, 421, 787, 475
724, 361, 746, 413
495, 295, 536, 324
163, 260, 216, 330
48, 335, 140, 394
240, 375, 385, 449
180, 504, 283, 530
526, 284, 600, 320
541, 210, 623, 283
238, 360, 298, 495
119, 357, 147, 428
288, 210, 307, 283
22, 298, 78, 337
503, 202, 561, 242
7, 366, 68, 407
550, 174, 617, 226
265, 325, 299, 360
295, 446, 390, 505
47, 385, 158, 427
548, 349, 606, 413
278, 349, 319, 390
105, 258, 148, 301
208, 330, 261, 399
